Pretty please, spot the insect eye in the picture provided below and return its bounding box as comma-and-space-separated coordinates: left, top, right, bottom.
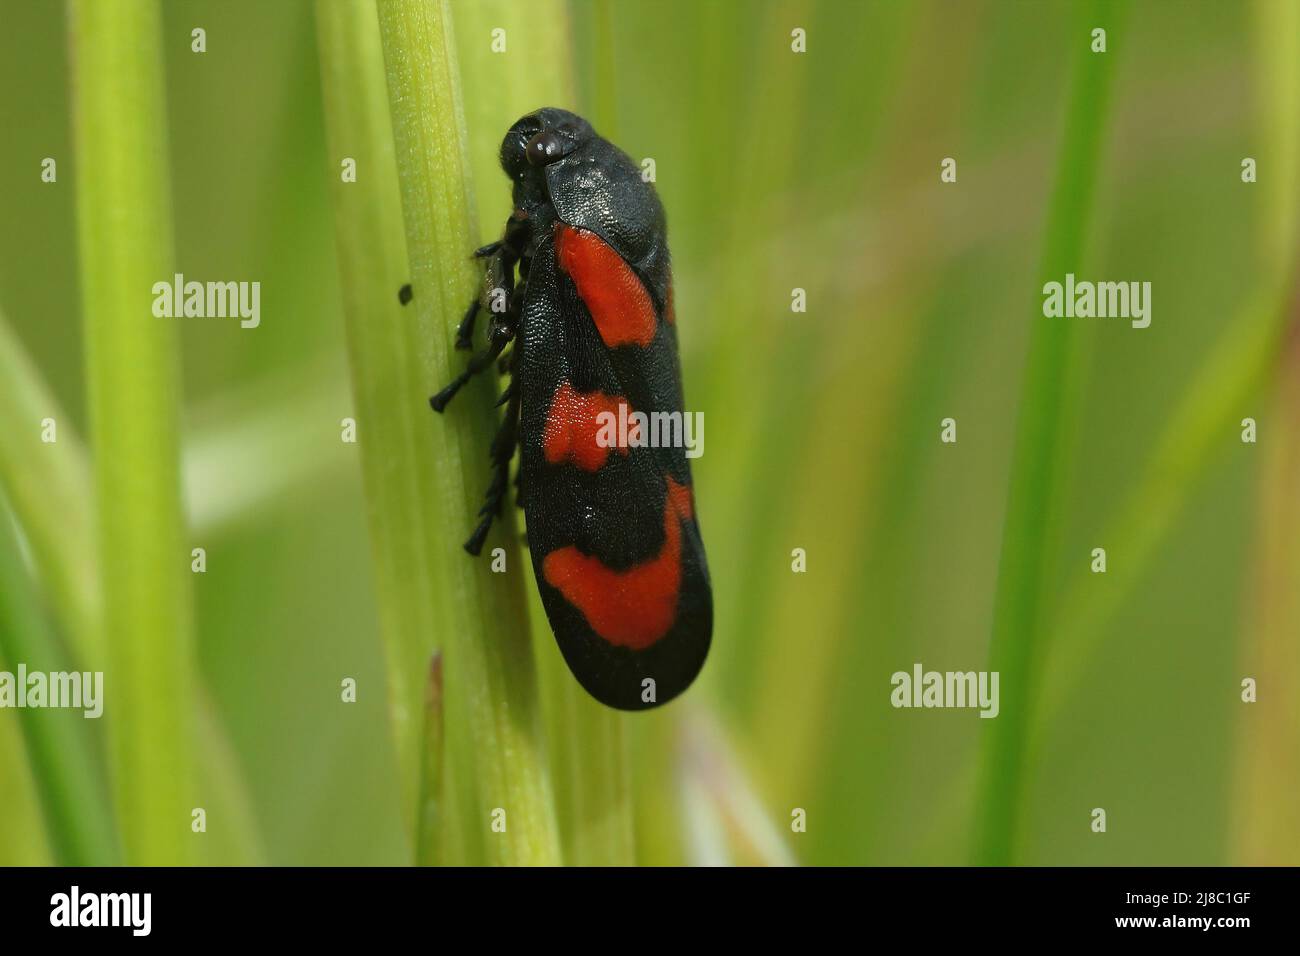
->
525, 131, 566, 166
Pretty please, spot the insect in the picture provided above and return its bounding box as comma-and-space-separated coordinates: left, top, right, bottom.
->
423, 108, 711, 711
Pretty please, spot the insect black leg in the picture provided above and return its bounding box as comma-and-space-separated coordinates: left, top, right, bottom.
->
494, 374, 516, 407
435, 209, 531, 552
455, 299, 480, 351
455, 216, 525, 351
464, 375, 522, 555
428, 333, 509, 413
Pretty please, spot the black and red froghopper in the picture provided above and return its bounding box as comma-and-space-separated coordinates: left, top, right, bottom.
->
427, 108, 711, 711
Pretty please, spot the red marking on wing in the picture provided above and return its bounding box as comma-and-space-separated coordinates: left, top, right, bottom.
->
555, 225, 657, 347
542, 381, 639, 472
665, 281, 676, 325
542, 478, 694, 650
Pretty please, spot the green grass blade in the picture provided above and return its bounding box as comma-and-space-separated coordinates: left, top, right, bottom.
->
1, 312, 266, 865
1038, 292, 1283, 721
542, 651, 634, 865
971, 0, 1125, 866
70, 0, 196, 865
1037, 0, 1300, 742
314, 0, 431, 852
0, 506, 120, 865
370, 0, 560, 866
0, 311, 101, 666
1, 312, 270, 865
452, 0, 634, 868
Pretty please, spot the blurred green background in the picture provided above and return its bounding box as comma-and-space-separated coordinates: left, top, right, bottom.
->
1, 0, 1297, 866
